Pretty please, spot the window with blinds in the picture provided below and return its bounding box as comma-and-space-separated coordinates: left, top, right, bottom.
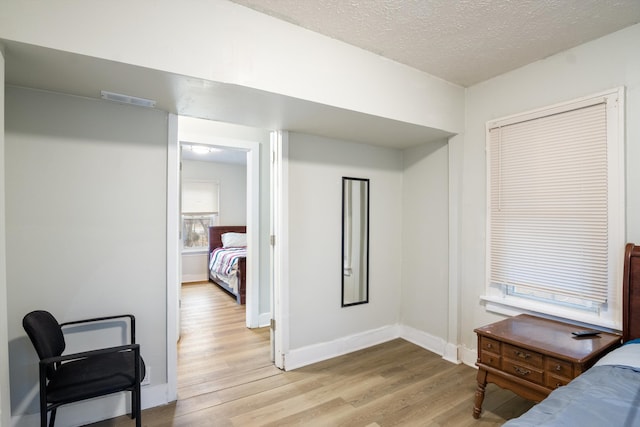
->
487, 88, 624, 318
181, 180, 220, 250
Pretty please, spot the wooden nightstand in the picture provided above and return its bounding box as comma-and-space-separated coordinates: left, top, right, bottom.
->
472, 314, 621, 419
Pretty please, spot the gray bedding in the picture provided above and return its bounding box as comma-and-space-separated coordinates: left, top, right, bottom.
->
503, 365, 640, 427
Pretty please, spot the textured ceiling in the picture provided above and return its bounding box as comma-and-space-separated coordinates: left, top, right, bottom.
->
228, 0, 640, 87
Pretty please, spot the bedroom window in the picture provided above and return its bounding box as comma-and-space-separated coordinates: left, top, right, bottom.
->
182, 214, 218, 249
182, 180, 219, 250
484, 88, 625, 328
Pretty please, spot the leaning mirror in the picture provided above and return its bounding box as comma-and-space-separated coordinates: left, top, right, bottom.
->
342, 177, 370, 307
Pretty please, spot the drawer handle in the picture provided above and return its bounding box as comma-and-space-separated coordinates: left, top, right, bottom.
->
555, 382, 562, 388
486, 343, 493, 349
555, 364, 562, 371
514, 350, 531, 359
514, 366, 531, 376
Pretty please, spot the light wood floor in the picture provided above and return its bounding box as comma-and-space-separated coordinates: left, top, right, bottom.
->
90, 281, 533, 426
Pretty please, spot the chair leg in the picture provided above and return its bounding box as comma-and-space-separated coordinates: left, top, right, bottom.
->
39, 366, 48, 427
134, 387, 141, 427
130, 389, 135, 420
48, 408, 57, 427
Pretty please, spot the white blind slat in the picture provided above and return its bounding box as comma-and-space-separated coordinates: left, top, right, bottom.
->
488, 101, 609, 304
182, 181, 219, 214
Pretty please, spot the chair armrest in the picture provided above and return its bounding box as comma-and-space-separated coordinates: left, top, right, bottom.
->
40, 343, 140, 365
60, 314, 136, 344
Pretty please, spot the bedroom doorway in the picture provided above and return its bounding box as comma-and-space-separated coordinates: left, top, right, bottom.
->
167, 114, 268, 401
179, 143, 247, 302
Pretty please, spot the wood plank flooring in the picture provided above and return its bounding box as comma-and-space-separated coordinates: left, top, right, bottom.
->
89, 281, 533, 426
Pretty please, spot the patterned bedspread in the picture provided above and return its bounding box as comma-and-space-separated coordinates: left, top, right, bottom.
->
209, 247, 246, 276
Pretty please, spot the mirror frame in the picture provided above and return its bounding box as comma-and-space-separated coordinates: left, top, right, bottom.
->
341, 176, 370, 307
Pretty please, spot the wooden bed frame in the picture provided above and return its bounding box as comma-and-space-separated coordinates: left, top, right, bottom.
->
208, 226, 247, 305
622, 243, 640, 342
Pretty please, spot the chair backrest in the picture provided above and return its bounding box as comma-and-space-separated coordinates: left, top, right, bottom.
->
23, 310, 66, 361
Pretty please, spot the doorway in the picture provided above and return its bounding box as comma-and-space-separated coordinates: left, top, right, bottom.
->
166, 115, 267, 401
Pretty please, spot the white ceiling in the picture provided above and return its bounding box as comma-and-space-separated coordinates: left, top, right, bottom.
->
181, 143, 248, 165
3, 1, 640, 150
228, 0, 640, 87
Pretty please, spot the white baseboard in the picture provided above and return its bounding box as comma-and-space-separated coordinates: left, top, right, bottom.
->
181, 273, 208, 283
400, 324, 447, 356
258, 312, 271, 328
460, 345, 478, 368
12, 384, 168, 427
284, 324, 400, 371
142, 383, 171, 410
284, 324, 463, 371
443, 342, 462, 364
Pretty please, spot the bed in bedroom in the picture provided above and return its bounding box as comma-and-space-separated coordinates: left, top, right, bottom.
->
501, 243, 640, 426
208, 226, 247, 305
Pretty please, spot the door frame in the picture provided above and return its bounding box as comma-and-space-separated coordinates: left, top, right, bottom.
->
166, 114, 262, 400
270, 131, 288, 369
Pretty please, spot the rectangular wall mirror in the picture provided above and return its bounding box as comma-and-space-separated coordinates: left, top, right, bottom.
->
342, 177, 369, 307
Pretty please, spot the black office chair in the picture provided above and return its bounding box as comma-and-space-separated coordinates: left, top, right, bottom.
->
23, 310, 145, 427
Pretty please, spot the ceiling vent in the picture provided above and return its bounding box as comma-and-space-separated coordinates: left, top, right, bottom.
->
100, 90, 156, 108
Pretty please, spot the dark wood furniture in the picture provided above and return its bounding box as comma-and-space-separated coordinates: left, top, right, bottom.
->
473, 314, 620, 418
622, 242, 640, 343
473, 241, 640, 419
208, 226, 247, 305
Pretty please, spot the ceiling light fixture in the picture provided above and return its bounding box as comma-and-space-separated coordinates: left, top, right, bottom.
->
189, 145, 213, 154
100, 90, 156, 108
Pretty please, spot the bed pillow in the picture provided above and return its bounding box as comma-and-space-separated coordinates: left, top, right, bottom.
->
221, 232, 247, 248
593, 340, 640, 370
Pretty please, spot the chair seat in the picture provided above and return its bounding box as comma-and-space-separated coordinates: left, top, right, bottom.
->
47, 351, 145, 404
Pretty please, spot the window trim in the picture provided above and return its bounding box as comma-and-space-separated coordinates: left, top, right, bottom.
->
181, 213, 219, 251
483, 87, 625, 330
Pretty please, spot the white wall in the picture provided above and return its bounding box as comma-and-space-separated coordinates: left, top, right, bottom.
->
5, 86, 168, 425
458, 23, 640, 362
182, 159, 247, 226
0, 46, 11, 427
286, 133, 403, 355
400, 141, 449, 338
181, 253, 208, 283
0, 0, 464, 136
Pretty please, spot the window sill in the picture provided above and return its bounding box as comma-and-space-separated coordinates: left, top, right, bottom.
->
181, 248, 209, 255
481, 294, 620, 332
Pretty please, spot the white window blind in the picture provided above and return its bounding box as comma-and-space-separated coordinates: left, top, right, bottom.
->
182, 181, 219, 214
488, 99, 611, 305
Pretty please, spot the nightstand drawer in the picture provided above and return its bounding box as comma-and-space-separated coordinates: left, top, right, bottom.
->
545, 357, 573, 378
474, 314, 622, 420
503, 343, 543, 368
503, 359, 544, 385
480, 336, 501, 354
480, 351, 501, 369
546, 373, 571, 389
